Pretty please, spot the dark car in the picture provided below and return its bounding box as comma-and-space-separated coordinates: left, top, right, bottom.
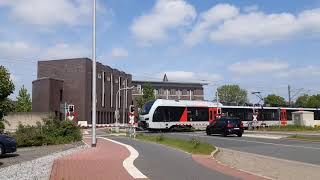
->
206, 117, 244, 137
0, 134, 17, 155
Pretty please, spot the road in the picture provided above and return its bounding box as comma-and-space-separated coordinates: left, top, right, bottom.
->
157, 132, 320, 165
108, 136, 236, 180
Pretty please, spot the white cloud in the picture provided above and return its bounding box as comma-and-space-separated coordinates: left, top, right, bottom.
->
185, 4, 239, 46
44, 43, 90, 59
0, 0, 108, 27
0, 41, 90, 60
131, 0, 196, 45
0, 41, 39, 59
278, 66, 320, 78
228, 60, 289, 75
109, 48, 129, 58
210, 7, 320, 44
159, 71, 222, 82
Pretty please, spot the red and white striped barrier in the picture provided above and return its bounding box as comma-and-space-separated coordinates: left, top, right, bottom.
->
79, 123, 137, 129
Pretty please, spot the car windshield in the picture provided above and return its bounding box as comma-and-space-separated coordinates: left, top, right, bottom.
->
140, 100, 156, 115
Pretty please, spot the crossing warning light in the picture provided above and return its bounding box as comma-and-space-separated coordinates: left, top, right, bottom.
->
68, 104, 74, 113
129, 105, 135, 114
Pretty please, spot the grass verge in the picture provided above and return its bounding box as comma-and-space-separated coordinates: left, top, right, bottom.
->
257, 125, 320, 132
135, 134, 215, 155
287, 135, 320, 142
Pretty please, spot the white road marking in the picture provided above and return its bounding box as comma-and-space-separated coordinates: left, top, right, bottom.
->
98, 137, 147, 179
170, 133, 320, 150
242, 134, 287, 139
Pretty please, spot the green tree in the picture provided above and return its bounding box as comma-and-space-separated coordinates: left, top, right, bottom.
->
136, 84, 155, 108
0, 66, 15, 102
264, 94, 286, 106
15, 85, 32, 112
217, 85, 248, 105
306, 94, 320, 108
295, 94, 310, 107
0, 65, 15, 133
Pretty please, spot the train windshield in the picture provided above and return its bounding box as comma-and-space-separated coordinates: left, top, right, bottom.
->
140, 100, 156, 115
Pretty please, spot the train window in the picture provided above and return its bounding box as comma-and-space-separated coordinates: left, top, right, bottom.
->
210, 111, 213, 120
140, 100, 156, 115
187, 107, 209, 121
153, 106, 185, 122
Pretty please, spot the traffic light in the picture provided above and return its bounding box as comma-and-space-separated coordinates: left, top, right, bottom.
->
129, 105, 135, 114
68, 105, 74, 113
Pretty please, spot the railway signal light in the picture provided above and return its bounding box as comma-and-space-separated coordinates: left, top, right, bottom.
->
129, 105, 135, 114
68, 104, 74, 113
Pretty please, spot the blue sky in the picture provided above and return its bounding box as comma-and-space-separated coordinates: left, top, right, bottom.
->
1, 0, 320, 102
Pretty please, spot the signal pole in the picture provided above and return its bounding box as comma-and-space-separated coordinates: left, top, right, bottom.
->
288, 85, 291, 106
91, 0, 97, 147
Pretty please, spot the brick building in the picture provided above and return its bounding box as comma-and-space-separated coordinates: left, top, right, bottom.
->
132, 74, 206, 107
32, 58, 132, 124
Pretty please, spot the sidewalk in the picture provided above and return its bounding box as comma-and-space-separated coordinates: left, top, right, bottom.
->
50, 138, 143, 180
215, 148, 320, 180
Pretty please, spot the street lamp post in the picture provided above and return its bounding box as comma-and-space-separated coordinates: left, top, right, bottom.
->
115, 86, 134, 125
91, 0, 97, 147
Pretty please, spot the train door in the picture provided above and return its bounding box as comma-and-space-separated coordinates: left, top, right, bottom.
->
209, 108, 218, 124
280, 109, 287, 125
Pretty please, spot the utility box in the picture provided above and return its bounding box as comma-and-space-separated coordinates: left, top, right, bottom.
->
292, 111, 314, 127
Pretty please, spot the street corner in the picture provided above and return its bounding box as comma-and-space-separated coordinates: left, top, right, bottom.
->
50, 137, 147, 180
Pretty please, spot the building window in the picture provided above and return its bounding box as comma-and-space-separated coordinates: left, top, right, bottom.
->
170, 89, 176, 95
182, 89, 188, 95
59, 89, 63, 102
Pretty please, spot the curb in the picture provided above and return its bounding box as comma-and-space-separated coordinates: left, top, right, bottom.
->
210, 147, 219, 158
210, 148, 273, 180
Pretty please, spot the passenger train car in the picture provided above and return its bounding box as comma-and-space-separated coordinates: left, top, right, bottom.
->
139, 99, 320, 130
139, 99, 221, 130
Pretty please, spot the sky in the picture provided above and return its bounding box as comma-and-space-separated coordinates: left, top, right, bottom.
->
0, 0, 320, 103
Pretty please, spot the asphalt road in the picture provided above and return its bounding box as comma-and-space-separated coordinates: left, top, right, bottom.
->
157, 132, 320, 165
109, 136, 237, 180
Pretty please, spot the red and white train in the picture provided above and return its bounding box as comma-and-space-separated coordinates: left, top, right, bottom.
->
139, 99, 320, 130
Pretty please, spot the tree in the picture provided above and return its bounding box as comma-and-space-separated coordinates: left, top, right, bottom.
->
264, 94, 286, 106
217, 85, 248, 105
15, 85, 32, 112
136, 84, 155, 108
0, 66, 15, 133
295, 94, 310, 107
306, 94, 320, 108
0, 66, 15, 102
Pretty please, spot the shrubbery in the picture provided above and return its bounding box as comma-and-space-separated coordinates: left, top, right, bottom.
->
14, 116, 82, 147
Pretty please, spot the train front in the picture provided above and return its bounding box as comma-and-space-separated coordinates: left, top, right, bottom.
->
138, 100, 156, 130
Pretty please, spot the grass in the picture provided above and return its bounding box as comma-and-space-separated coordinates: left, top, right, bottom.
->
257, 125, 320, 132
135, 134, 215, 155
287, 135, 320, 142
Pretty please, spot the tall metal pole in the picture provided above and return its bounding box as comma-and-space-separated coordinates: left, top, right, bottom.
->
91, 0, 97, 147
288, 85, 291, 106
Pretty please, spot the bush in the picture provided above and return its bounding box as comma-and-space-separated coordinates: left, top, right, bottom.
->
190, 137, 201, 149
14, 116, 82, 147
156, 133, 165, 142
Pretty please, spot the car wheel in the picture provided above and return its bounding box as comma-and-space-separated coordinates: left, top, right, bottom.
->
222, 131, 228, 137
0, 144, 4, 155
206, 128, 211, 135
237, 133, 243, 137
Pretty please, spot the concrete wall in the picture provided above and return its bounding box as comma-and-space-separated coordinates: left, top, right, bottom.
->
3, 112, 51, 132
